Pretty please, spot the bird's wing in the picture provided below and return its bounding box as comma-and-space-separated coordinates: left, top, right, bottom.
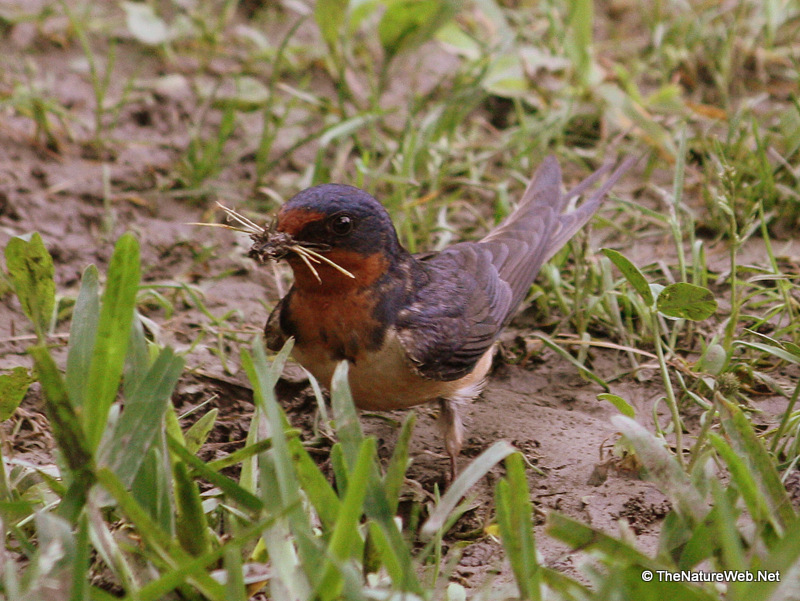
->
395, 240, 535, 381
396, 155, 633, 382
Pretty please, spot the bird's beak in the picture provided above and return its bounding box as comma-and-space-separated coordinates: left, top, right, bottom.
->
248, 225, 352, 283
248, 229, 295, 263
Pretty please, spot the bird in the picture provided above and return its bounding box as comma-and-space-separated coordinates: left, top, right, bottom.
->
248, 155, 632, 478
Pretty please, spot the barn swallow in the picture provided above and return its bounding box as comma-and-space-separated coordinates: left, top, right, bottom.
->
249, 156, 632, 478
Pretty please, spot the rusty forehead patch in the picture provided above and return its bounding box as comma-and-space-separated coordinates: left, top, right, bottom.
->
277, 206, 327, 236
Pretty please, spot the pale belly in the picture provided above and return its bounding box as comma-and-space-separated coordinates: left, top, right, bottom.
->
291, 329, 493, 410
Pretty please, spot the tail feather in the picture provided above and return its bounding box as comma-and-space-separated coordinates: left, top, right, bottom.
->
543, 156, 635, 262
479, 155, 634, 315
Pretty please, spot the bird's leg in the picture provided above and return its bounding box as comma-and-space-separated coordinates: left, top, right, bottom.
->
438, 398, 464, 482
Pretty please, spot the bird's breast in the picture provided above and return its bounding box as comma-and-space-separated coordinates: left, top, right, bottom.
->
291, 322, 493, 410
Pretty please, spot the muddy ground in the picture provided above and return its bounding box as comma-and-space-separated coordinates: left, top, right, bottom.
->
0, 1, 793, 594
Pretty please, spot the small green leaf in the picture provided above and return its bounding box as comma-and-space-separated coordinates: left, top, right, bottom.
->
483, 54, 528, 98
656, 283, 717, 321
314, 0, 348, 51
184, 408, 218, 455
602, 248, 653, 306
4, 232, 55, 339
378, 0, 460, 60
211, 77, 271, 112
0, 367, 33, 421
696, 343, 727, 375
597, 393, 635, 418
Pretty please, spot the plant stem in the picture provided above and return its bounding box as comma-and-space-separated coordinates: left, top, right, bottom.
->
652, 312, 684, 465
771, 378, 800, 455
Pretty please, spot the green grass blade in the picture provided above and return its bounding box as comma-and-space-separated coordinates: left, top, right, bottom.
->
238, 406, 261, 494
540, 566, 592, 600
422, 440, 515, 537
612, 416, 708, 524
223, 546, 247, 601
29, 345, 94, 522
103, 347, 184, 488
717, 396, 796, 528
174, 459, 211, 557
709, 479, 746, 574
207, 438, 274, 473
129, 515, 278, 601
736, 515, 800, 601
317, 438, 375, 600
495, 453, 540, 601
68, 512, 90, 601
565, 0, 595, 86
123, 312, 151, 399
323, 362, 422, 593
244, 340, 320, 594
534, 333, 610, 391
366, 521, 404, 585
288, 436, 341, 530
84, 233, 141, 452
384, 412, 415, 514
166, 434, 263, 514
709, 433, 773, 528
546, 512, 659, 568
330, 361, 364, 469
66, 265, 100, 408
131, 442, 175, 535
96, 467, 226, 599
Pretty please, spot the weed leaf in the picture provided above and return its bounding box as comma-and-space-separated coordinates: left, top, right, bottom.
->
0, 367, 33, 421
84, 233, 141, 452
602, 248, 653, 306
656, 283, 717, 321
4, 232, 55, 339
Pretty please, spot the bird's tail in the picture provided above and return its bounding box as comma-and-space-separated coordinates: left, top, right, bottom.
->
480, 155, 635, 313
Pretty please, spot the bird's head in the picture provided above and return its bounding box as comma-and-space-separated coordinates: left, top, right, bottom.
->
249, 184, 403, 290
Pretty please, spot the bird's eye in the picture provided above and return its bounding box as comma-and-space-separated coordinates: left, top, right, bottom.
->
328, 213, 353, 236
